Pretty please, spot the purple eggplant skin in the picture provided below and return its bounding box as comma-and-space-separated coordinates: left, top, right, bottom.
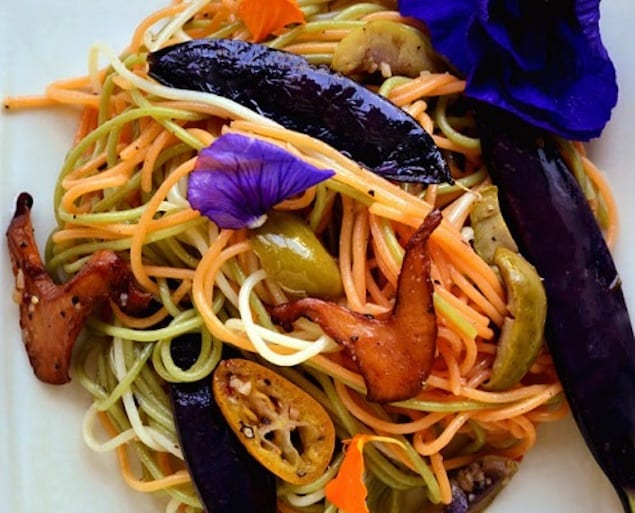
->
147, 38, 451, 185
168, 335, 276, 513
476, 102, 635, 512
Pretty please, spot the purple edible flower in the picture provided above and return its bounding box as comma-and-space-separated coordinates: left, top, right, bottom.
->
187, 133, 335, 229
399, 0, 618, 140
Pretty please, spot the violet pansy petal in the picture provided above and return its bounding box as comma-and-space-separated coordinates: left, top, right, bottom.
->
575, 0, 608, 57
398, 0, 477, 75
401, 0, 618, 140
473, 1, 548, 73
188, 134, 334, 230
466, 0, 617, 140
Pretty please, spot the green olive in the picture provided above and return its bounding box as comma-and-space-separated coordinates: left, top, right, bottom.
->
470, 185, 518, 265
484, 247, 547, 391
331, 20, 442, 78
249, 211, 343, 299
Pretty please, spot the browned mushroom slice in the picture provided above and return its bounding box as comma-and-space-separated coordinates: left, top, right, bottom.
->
271, 209, 442, 403
6, 192, 152, 384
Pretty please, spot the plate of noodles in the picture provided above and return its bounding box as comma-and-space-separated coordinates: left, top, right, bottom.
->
1, 0, 633, 512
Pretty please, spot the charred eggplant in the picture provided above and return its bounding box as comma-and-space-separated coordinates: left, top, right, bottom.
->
445, 456, 518, 513
477, 102, 635, 512
147, 38, 450, 184
168, 336, 276, 513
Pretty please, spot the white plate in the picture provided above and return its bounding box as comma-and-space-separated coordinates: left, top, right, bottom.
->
0, 1, 632, 512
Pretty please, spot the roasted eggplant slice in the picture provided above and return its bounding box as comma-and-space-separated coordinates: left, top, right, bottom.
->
147, 38, 451, 184
169, 336, 276, 513
476, 102, 635, 512
445, 456, 518, 513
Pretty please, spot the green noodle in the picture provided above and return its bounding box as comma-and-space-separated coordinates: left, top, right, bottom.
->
94, 339, 154, 411
47, 216, 205, 272
376, 216, 405, 264
434, 95, 481, 152
88, 309, 203, 342
433, 167, 488, 197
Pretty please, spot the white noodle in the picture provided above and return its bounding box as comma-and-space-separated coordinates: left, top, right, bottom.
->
82, 404, 138, 452
231, 270, 339, 366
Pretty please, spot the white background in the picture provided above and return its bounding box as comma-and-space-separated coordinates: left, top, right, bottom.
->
0, 1, 632, 512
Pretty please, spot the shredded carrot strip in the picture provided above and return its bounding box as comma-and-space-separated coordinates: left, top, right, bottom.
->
284, 42, 338, 55
62, 151, 109, 183
422, 429, 453, 504
277, 185, 317, 210
389, 74, 465, 106
144, 265, 197, 280
192, 233, 257, 350
45, 83, 101, 109
52, 227, 123, 243
449, 266, 505, 327
525, 399, 570, 423
471, 383, 562, 422
60, 174, 131, 213
73, 107, 98, 144
437, 325, 463, 355
368, 214, 400, 286
140, 130, 177, 192
335, 381, 446, 435
443, 453, 481, 471
413, 413, 472, 456
488, 416, 536, 459
403, 99, 428, 120
130, 157, 198, 293
56, 207, 199, 238
432, 229, 506, 312
437, 338, 463, 395
457, 331, 479, 376
352, 214, 371, 307
120, 121, 165, 161
339, 197, 366, 311
4, 94, 57, 110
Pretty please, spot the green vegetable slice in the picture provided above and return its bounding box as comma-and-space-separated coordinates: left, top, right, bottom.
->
484, 247, 547, 391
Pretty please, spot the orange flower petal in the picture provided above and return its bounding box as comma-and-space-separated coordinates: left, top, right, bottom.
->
237, 0, 304, 42
325, 435, 371, 513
